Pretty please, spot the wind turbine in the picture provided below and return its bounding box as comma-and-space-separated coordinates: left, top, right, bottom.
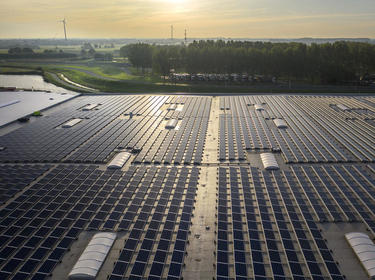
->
59, 18, 67, 40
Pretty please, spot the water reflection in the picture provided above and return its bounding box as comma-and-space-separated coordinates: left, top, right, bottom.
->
0, 74, 76, 95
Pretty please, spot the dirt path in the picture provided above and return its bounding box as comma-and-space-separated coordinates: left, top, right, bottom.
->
47, 72, 96, 93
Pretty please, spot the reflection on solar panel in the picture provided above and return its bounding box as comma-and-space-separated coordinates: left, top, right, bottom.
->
0, 95, 211, 165
1, 94, 375, 280
62, 118, 82, 128
218, 95, 375, 163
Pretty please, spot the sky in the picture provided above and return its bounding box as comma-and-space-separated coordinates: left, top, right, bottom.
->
0, 0, 375, 39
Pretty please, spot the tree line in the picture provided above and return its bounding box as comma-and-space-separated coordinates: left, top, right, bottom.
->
120, 40, 375, 84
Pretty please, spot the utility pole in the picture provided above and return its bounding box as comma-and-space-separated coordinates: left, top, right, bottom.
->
171, 25, 173, 40
184, 29, 187, 44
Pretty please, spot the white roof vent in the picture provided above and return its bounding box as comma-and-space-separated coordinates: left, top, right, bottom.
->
345, 232, 375, 279
69, 232, 116, 280
254, 104, 264, 111
82, 104, 99, 111
165, 119, 178, 129
337, 104, 350, 111
273, 119, 287, 128
62, 118, 82, 128
168, 104, 177, 111
260, 153, 279, 170
107, 152, 131, 169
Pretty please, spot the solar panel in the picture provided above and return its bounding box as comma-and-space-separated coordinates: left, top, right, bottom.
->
124, 239, 138, 250
141, 239, 153, 250
307, 261, 322, 275
149, 262, 164, 276
112, 261, 128, 275
131, 261, 146, 276
38, 260, 57, 274
216, 263, 229, 277
234, 251, 246, 263
174, 240, 186, 252
253, 262, 266, 276
19, 259, 39, 273
153, 250, 167, 264
235, 263, 247, 276
171, 251, 184, 263
272, 263, 284, 276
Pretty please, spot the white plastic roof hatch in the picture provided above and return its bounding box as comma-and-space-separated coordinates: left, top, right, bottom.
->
273, 119, 287, 128
107, 152, 131, 169
260, 153, 279, 170
254, 104, 264, 111
345, 232, 375, 279
82, 104, 99, 111
165, 119, 178, 129
69, 232, 116, 280
62, 118, 82, 128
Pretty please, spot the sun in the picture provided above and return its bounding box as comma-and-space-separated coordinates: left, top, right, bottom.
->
165, 0, 185, 3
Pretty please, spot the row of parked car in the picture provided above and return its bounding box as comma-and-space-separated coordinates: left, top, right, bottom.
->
169, 73, 277, 83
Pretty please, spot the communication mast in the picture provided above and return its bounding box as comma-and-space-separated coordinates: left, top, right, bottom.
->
184, 29, 187, 44
171, 25, 174, 40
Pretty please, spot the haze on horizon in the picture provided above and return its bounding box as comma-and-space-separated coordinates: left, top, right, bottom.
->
0, 0, 375, 39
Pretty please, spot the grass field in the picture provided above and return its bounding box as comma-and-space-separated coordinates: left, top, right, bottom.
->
1, 58, 375, 94
0, 66, 41, 74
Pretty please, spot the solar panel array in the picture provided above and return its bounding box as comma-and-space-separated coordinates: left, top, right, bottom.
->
0, 164, 50, 204
216, 165, 375, 279
219, 95, 375, 163
1, 94, 375, 280
109, 167, 199, 280
0, 165, 199, 280
0, 95, 211, 165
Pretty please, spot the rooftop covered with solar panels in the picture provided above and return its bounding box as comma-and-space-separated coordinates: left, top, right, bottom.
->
0, 93, 375, 280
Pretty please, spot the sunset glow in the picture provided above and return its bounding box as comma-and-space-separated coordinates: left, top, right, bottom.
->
0, 0, 374, 38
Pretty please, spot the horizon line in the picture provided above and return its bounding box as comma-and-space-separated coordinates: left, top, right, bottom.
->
0, 37, 374, 40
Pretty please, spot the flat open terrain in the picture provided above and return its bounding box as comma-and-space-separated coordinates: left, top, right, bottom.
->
0, 94, 375, 280
2, 60, 375, 94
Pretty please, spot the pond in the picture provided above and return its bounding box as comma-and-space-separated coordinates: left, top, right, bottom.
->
0, 74, 76, 94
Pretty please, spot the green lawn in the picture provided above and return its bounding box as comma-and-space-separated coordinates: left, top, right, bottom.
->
0, 65, 42, 75
1, 60, 375, 94
52, 64, 136, 80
